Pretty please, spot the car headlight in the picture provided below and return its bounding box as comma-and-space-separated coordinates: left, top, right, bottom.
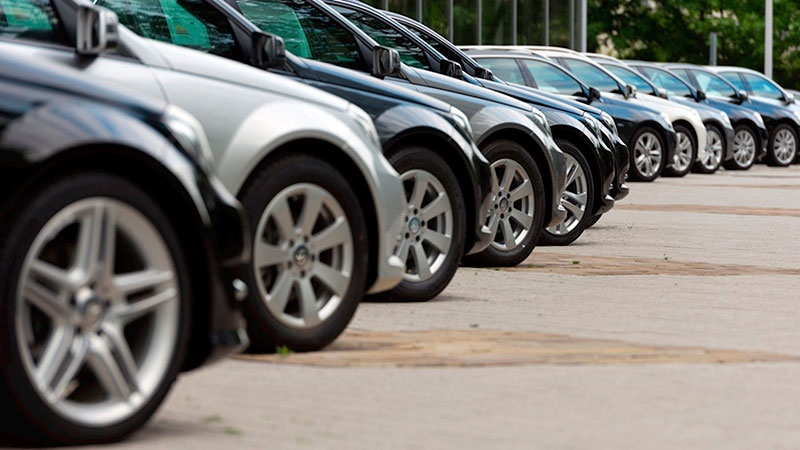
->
449, 106, 474, 141
162, 104, 215, 173
600, 111, 618, 136
347, 103, 381, 151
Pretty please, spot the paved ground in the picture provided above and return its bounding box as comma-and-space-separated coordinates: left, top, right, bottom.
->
79, 165, 800, 449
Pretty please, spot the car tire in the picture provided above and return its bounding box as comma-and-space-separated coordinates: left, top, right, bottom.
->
722, 125, 757, 170
662, 124, 696, 177
628, 126, 666, 182
240, 154, 368, 352
692, 124, 723, 174
462, 139, 545, 267
585, 213, 602, 228
369, 146, 466, 301
0, 173, 190, 446
765, 123, 798, 167
539, 139, 595, 246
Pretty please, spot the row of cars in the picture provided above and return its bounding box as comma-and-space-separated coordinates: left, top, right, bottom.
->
1, 0, 793, 445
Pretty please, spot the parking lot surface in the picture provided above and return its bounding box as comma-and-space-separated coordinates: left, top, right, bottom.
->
76, 165, 800, 450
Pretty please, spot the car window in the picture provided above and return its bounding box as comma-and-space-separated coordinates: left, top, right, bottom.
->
332, 5, 429, 70
718, 72, 746, 91
602, 64, 655, 94
559, 58, 619, 93
403, 23, 462, 64
692, 70, 736, 97
640, 67, 693, 97
474, 57, 526, 85
0, 0, 68, 45
236, 0, 366, 71
669, 68, 692, 84
521, 59, 582, 96
97, 0, 239, 58
741, 73, 784, 100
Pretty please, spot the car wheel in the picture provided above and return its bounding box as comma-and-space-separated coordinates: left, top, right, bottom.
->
463, 139, 545, 267
0, 173, 189, 446
370, 146, 465, 301
766, 123, 798, 167
540, 139, 595, 246
692, 124, 723, 174
722, 125, 757, 170
628, 126, 665, 182
585, 213, 602, 229
240, 154, 367, 352
662, 124, 696, 177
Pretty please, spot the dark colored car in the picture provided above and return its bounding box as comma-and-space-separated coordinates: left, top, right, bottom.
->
627, 61, 768, 172
665, 64, 796, 169
325, 0, 618, 245
212, 0, 569, 267
0, 52, 249, 444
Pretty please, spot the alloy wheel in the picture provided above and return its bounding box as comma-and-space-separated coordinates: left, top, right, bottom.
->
672, 131, 694, 172
633, 131, 663, 178
701, 127, 724, 171
547, 153, 588, 236
772, 127, 797, 165
732, 129, 756, 168
486, 158, 535, 251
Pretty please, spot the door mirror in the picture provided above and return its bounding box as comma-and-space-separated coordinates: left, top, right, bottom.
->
75, 5, 119, 55
735, 90, 749, 104
439, 59, 463, 78
623, 84, 637, 98
786, 92, 795, 104
473, 66, 494, 80
657, 87, 669, 99
587, 86, 602, 103
696, 89, 707, 101
252, 32, 286, 69
372, 46, 401, 78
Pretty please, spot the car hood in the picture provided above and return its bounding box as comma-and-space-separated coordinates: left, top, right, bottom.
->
405, 66, 532, 112
476, 78, 585, 116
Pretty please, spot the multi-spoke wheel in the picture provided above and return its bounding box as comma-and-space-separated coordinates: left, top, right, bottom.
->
0, 173, 189, 445
766, 123, 798, 167
723, 125, 757, 170
540, 140, 595, 246
662, 124, 696, 177
628, 127, 666, 181
463, 140, 544, 267
370, 146, 465, 301
241, 154, 367, 352
693, 125, 723, 174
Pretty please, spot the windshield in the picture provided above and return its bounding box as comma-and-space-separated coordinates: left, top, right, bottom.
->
639, 67, 693, 97
521, 59, 583, 96
559, 58, 620, 93
692, 70, 737, 97
603, 64, 655, 95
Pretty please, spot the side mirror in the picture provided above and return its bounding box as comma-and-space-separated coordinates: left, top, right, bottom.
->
657, 87, 669, 99
372, 46, 401, 78
588, 86, 602, 102
439, 59, 463, 78
736, 90, 749, 104
623, 84, 637, 98
786, 92, 795, 104
75, 5, 119, 55
473, 66, 494, 80
251, 31, 286, 69
696, 89, 707, 101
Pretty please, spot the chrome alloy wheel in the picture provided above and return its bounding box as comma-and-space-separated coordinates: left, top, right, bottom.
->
732, 129, 757, 167
486, 158, 535, 250
702, 127, 724, 171
396, 170, 453, 282
772, 127, 797, 165
633, 131, 663, 178
16, 199, 179, 427
253, 184, 354, 328
672, 130, 694, 172
547, 153, 588, 236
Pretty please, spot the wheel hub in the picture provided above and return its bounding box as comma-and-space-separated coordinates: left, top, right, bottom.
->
293, 245, 310, 268
74, 287, 107, 332
499, 198, 510, 213
408, 217, 422, 235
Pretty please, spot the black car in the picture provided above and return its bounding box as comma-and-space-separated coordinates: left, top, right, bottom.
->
325, 0, 618, 245
0, 52, 249, 444
665, 64, 794, 169
627, 61, 768, 172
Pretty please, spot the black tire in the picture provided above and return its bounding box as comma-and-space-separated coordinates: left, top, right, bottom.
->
765, 123, 798, 167
722, 125, 757, 170
462, 139, 545, 267
539, 139, 595, 246
627, 126, 667, 182
0, 173, 190, 446
585, 213, 602, 228
662, 124, 696, 177
692, 124, 723, 174
368, 146, 466, 301
240, 154, 368, 352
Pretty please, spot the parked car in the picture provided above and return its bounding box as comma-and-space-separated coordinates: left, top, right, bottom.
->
1, 0, 409, 352
589, 56, 733, 175
665, 64, 794, 169
705, 66, 799, 166
323, 0, 616, 245
463, 48, 676, 182
216, 0, 568, 266
0, 49, 249, 444
627, 61, 768, 172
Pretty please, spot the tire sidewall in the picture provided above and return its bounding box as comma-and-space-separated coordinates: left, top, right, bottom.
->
540, 139, 595, 246
693, 124, 722, 174
724, 125, 757, 170
767, 123, 798, 167
662, 124, 696, 177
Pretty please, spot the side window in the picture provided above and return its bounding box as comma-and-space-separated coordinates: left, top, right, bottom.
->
332, 6, 429, 69
475, 58, 526, 85
641, 68, 692, 97
559, 58, 619, 92
0, 0, 67, 45
603, 64, 655, 94
670, 68, 692, 84
692, 71, 736, 97
522, 59, 582, 95
719, 72, 746, 91
404, 24, 461, 64
97, 0, 239, 59
237, 0, 366, 71
742, 73, 784, 100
